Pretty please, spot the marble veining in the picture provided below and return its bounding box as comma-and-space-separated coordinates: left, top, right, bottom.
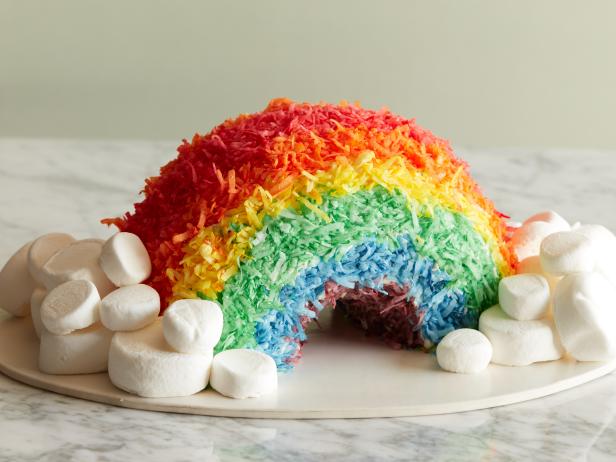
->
0, 138, 616, 461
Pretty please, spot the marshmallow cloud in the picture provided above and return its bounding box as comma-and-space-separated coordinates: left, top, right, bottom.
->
100, 232, 151, 287
540, 231, 595, 276
40, 239, 115, 297
27, 233, 75, 286
210, 349, 278, 399
523, 210, 570, 232
101, 284, 159, 332
479, 305, 563, 366
41, 280, 101, 335
553, 272, 616, 361
436, 328, 492, 374
499, 274, 551, 321
511, 221, 562, 261
162, 299, 223, 354
39, 323, 113, 375
574, 225, 616, 287
108, 319, 212, 398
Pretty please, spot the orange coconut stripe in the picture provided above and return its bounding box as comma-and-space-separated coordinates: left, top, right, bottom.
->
170, 150, 514, 301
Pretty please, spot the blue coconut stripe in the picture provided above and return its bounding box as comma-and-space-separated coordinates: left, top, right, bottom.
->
254, 235, 468, 369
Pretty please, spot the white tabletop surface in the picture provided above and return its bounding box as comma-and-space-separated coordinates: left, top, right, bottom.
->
0, 139, 615, 461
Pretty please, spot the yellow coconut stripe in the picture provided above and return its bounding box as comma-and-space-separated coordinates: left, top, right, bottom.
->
170, 151, 511, 300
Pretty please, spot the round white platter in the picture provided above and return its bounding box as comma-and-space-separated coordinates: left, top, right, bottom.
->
1, 309, 615, 419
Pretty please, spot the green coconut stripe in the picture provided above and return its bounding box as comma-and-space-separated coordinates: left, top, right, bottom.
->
211, 186, 501, 351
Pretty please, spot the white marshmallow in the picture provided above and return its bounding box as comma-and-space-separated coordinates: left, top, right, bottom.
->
108, 319, 212, 398
575, 224, 616, 251
436, 329, 492, 374
0, 242, 37, 317
27, 233, 75, 285
540, 231, 595, 276
505, 221, 522, 239
517, 255, 542, 274
511, 221, 561, 261
210, 349, 278, 399
163, 299, 223, 354
523, 210, 570, 232
553, 272, 616, 361
40, 239, 115, 297
101, 284, 160, 332
516, 255, 560, 290
41, 280, 101, 335
39, 323, 113, 374
99, 232, 151, 287
478, 305, 564, 366
498, 274, 550, 321
30, 287, 47, 338
574, 224, 616, 286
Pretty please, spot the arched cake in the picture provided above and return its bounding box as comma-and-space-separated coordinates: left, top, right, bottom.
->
105, 99, 515, 369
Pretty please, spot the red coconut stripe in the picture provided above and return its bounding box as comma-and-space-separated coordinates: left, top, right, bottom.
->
103, 99, 492, 304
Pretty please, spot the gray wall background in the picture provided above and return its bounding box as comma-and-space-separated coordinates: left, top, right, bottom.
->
2, 0, 615, 148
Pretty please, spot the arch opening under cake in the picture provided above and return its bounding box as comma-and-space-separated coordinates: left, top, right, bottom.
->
189, 182, 507, 371
251, 231, 473, 370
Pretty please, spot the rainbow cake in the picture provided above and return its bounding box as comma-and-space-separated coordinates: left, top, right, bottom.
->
105, 99, 516, 370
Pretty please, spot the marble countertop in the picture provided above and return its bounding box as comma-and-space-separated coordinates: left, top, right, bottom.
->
1, 138, 615, 461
